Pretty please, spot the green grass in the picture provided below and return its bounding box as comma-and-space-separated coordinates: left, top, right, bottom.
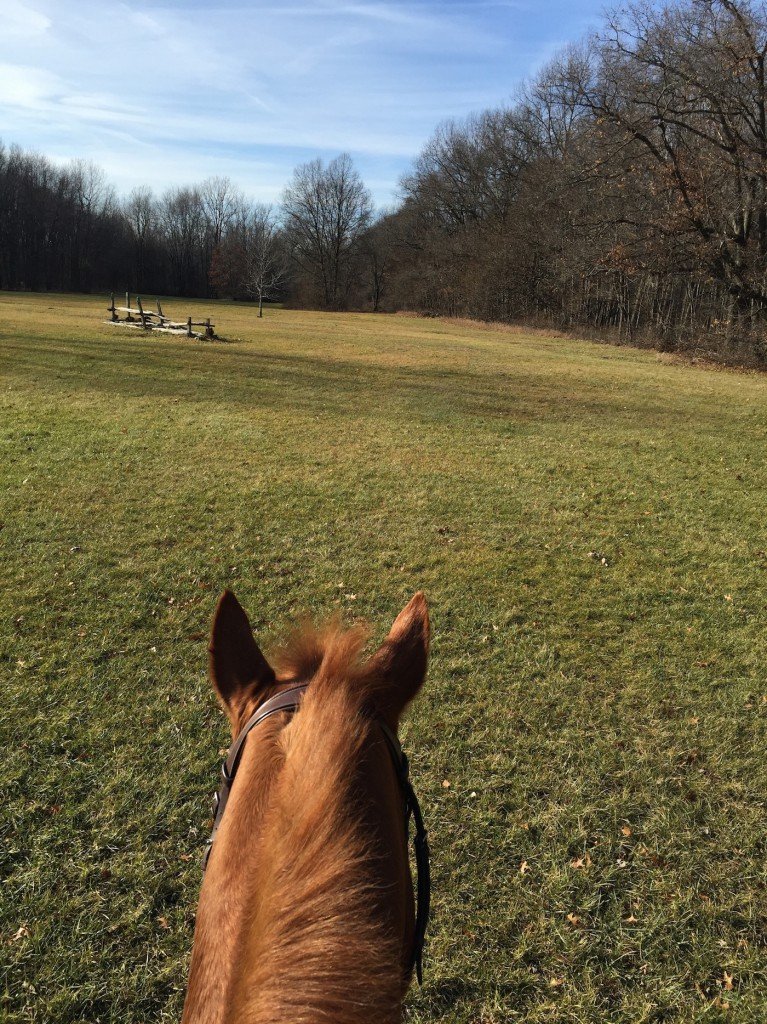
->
2, 292, 767, 1023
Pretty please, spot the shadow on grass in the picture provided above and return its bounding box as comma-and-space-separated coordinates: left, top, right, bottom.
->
416, 976, 523, 1015
3, 334, 710, 433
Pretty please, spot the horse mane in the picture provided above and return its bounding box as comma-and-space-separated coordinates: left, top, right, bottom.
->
228, 624, 406, 1024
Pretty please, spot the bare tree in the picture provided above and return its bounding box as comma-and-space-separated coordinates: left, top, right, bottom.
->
201, 176, 243, 294
282, 154, 372, 308
125, 185, 156, 291
581, 0, 767, 312
160, 186, 206, 295
243, 204, 286, 316
201, 176, 240, 248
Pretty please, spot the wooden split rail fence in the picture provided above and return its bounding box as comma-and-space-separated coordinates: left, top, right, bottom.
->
107, 293, 216, 339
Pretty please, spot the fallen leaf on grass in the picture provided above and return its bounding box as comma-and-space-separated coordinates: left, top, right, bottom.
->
12, 925, 30, 942
571, 853, 592, 870
723, 972, 734, 991
549, 977, 564, 988
157, 916, 170, 931
519, 860, 530, 875
621, 825, 632, 837
566, 913, 581, 927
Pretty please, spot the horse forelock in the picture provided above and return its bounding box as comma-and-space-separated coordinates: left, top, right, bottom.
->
271, 618, 372, 689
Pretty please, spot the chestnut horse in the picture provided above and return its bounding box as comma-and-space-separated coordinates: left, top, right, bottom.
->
181, 590, 430, 1024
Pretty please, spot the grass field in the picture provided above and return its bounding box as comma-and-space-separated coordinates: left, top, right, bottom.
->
2, 292, 767, 1023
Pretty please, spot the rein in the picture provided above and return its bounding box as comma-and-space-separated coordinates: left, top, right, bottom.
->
202, 683, 431, 984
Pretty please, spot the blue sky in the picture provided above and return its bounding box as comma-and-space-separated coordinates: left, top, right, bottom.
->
1, 0, 607, 207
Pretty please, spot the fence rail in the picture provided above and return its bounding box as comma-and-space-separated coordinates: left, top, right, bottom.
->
106, 293, 216, 339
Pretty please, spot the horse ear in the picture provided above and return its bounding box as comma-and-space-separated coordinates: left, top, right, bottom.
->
209, 590, 275, 721
370, 592, 430, 724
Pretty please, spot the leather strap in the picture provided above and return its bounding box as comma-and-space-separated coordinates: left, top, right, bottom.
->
379, 721, 431, 985
202, 684, 308, 870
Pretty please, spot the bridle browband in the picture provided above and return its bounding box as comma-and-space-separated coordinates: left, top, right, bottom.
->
203, 684, 310, 867
202, 683, 431, 984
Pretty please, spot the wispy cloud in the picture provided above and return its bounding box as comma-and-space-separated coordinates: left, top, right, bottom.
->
0, 63, 61, 108
0, 0, 605, 204
3, 0, 51, 37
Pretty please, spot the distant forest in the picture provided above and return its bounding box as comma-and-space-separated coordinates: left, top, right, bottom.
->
3, 0, 767, 363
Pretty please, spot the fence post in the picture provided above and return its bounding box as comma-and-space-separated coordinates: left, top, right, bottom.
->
125, 291, 132, 321
109, 293, 117, 321
187, 316, 192, 338
137, 296, 147, 330
206, 317, 213, 338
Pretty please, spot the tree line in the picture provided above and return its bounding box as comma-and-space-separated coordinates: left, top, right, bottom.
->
2, 0, 767, 361
0, 143, 373, 311
385, 0, 767, 361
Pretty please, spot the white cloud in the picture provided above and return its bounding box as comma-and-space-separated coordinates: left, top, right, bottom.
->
1, 0, 51, 37
127, 9, 164, 33
0, 63, 60, 109
0, 0, 604, 205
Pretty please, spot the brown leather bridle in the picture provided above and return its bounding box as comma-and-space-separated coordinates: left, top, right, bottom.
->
202, 683, 431, 984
